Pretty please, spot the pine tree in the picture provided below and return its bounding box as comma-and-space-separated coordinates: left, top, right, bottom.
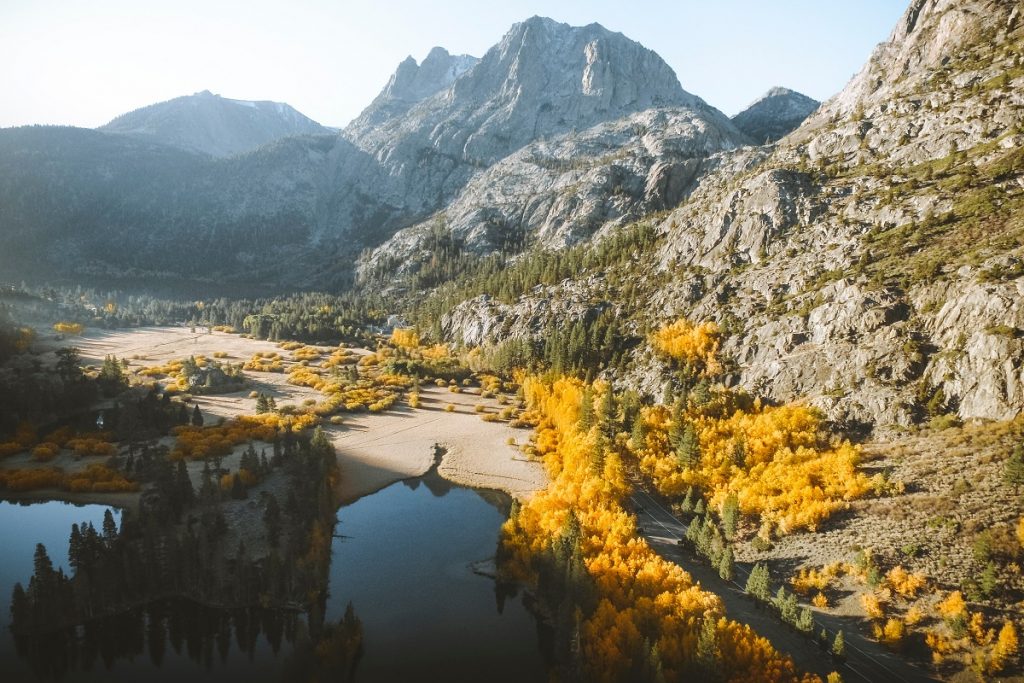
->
831, 630, 846, 661
746, 562, 771, 602
68, 524, 83, 573
191, 405, 204, 427
797, 606, 815, 633
718, 546, 735, 582
630, 416, 647, 452
680, 486, 694, 514
578, 387, 594, 430
696, 616, 718, 674
721, 494, 739, 540
255, 393, 269, 414
102, 509, 118, 545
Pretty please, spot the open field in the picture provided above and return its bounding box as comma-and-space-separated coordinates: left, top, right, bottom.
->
5, 326, 545, 508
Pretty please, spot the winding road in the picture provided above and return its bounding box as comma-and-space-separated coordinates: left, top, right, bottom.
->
629, 485, 938, 682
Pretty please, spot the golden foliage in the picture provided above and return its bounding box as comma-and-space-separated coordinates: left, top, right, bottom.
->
66, 463, 137, 492
651, 319, 722, 376
991, 621, 1018, 674
860, 593, 885, 620
390, 327, 420, 349
53, 322, 84, 335
872, 618, 906, 650
171, 413, 317, 460
886, 566, 926, 599
937, 591, 967, 622
31, 442, 60, 462
635, 400, 869, 534
791, 564, 842, 596
0, 464, 136, 493
0, 467, 65, 491
502, 375, 803, 682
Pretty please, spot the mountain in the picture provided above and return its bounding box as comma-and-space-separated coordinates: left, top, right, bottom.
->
730, 86, 819, 143
347, 47, 479, 132
0, 16, 745, 290
99, 90, 331, 157
343, 16, 709, 214
439, 0, 1024, 428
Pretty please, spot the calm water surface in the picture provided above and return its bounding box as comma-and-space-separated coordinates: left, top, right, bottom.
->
0, 475, 546, 682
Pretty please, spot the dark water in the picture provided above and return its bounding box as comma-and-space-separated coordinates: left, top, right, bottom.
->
0, 475, 547, 682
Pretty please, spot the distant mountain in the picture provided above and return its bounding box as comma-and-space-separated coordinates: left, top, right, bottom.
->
730, 87, 819, 143
100, 90, 331, 157
0, 17, 751, 292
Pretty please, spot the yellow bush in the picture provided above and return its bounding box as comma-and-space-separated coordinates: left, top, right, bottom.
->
872, 618, 905, 649
444, 404, 456, 412
937, 591, 967, 622
860, 593, 885, 620
31, 442, 60, 462
390, 328, 419, 349
886, 565, 926, 598
651, 318, 722, 375
990, 621, 1018, 674
53, 321, 84, 335
812, 593, 829, 609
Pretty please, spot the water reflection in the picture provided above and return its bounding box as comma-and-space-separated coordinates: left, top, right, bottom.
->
5, 453, 548, 681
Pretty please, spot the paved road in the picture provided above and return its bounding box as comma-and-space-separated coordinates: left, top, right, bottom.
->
629, 486, 938, 683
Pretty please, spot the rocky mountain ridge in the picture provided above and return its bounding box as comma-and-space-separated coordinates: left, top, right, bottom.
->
100, 90, 331, 157
0, 16, 747, 291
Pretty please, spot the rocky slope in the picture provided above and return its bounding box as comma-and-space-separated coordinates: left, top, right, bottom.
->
440, 0, 1024, 428
730, 86, 819, 143
100, 90, 331, 157
359, 103, 750, 282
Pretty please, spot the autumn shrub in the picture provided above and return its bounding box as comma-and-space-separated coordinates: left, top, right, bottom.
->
651, 319, 722, 376
31, 442, 60, 462
66, 463, 136, 492
53, 322, 84, 335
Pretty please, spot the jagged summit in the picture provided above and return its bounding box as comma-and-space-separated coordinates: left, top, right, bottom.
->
342, 16, 723, 215
349, 47, 479, 131
730, 87, 819, 143
100, 91, 330, 157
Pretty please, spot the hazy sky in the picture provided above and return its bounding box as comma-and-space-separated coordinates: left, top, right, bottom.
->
0, 0, 906, 129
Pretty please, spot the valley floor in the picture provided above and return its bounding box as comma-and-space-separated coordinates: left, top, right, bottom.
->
33, 326, 546, 505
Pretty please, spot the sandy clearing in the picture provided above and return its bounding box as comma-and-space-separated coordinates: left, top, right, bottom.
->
329, 385, 545, 503
73, 326, 325, 421
39, 326, 547, 504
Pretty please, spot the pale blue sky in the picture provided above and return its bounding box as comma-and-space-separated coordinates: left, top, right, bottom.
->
0, 0, 906, 129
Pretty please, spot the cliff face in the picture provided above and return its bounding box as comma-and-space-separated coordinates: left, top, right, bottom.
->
440, 0, 1024, 428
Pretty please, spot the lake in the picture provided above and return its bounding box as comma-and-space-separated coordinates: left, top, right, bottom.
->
0, 474, 548, 681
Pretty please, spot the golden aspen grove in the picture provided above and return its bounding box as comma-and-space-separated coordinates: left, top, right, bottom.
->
500, 374, 822, 682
